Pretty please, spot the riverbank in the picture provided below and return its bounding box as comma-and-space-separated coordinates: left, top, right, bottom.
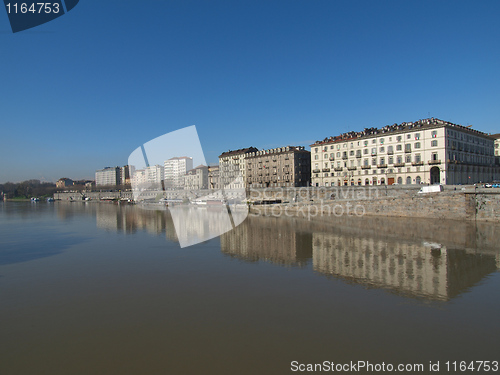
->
249, 189, 500, 222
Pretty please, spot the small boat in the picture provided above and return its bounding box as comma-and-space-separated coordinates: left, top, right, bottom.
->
46, 197, 55, 202
31, 197, 39, 202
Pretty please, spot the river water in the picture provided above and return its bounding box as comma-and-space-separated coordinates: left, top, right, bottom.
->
1, 201, 499, 374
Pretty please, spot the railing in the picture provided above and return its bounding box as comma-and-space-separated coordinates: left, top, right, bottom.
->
394, 163, 405, 167
361, 165, 371, 169
322, 168, 330, 172
347, 166, 357, 171
428, 159, 441, 165
377, 164, 388, 169
342, 155, 348, 160
313, 169, 321, 173
412, 161, 424, 166
334, 167, 343, 172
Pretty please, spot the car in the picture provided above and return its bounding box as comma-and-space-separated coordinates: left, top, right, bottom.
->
492, 183, 500, 188
484, 183, 493, 188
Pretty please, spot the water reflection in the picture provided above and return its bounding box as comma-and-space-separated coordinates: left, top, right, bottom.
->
56, 202, 500, 301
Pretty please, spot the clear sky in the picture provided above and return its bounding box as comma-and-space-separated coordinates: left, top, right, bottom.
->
1, 0, 499, 183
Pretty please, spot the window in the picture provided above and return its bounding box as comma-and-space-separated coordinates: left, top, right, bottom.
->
315, 163, 318, 169
330, 153, 334, 159
364, 140, 368, 146
431, 140, 438, 147
431, 152, 438, 161
350, 150, 354, 156
315, 148, 318, 153
380, 138, 384, 144
371, 148, 377, 155
397, 136, 402, 142
350, 142, 354, 148
405, 144, 411, 152
415, 133, 420, 140
407, 134, 411, 139
372, 139, 376, 144
330, 145, 334, 149
406, 155, 411, 163
380, 147, 385, 153
372, 158, 377, 166
397, 156, 402, 164
431, 130, 437, 138
415, 142, 421, 149
388, 146, 393, 153
379, 157, 385, 165
364, 159, 369, 166
315, 155, 318, 160
337, 152, 340, 157
324, 153, 328, 159
396, 144, 402, 151
364, 149, 368, 154
388, 156, 393, 164
415, 154, 421, 163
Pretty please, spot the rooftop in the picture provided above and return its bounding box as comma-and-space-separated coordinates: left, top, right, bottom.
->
311, 118, 494, 146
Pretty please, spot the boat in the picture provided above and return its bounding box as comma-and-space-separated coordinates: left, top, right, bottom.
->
46, 197, 55, 202
31, 197, 39, 202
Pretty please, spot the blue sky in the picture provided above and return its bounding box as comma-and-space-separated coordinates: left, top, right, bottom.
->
1, 0, 499, 182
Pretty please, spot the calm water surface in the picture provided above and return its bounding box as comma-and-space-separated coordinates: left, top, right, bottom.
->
1, 201, 499, 375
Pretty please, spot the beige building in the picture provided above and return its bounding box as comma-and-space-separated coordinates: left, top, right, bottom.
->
311, 118, 496, 186
208, 165, 220, 190
493, 134, 500, 169
184, 165, 208, 190
56, 178, 74, 189
218, 147, 258, 189
245, 146, 311, 188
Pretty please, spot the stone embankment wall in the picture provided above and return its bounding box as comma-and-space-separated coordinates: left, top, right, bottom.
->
250, 187, 500, 222
54, 191, 133, 201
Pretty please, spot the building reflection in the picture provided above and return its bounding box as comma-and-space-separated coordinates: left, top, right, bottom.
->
220, 216, 313, 266
55, 203, 500, 301
312, 232, 498, 301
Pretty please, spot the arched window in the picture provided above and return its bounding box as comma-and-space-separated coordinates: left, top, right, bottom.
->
397, 177, 403, 184
416, 176, 421, 184
406, 176, 412, 185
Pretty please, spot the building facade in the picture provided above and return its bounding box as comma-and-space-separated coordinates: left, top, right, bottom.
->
218, 147, 258, 189
96, 167, 121, 186
164, 157, 193, 189
310, 118, 496, 186
56, 178, 74, 188
184, 165, 209, 190
208, 165, 220, 190
245, 146, 311, 188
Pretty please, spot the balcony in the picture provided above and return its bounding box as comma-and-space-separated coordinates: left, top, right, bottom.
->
361, 165, 371, 170
394, 163, 405, 167
313, 169, 321, 173
342, 155, 348, 160
347, 166, 357, 171
428, 159, 441, 165
377, 164, 388, 169
405, 148, 412, 153
387, 150, 394, 155
412, 161, 424, 166
322, 168, 330, 172
356, 153, 362, 158
334, 167, 343, 172
329, 157, 335, 161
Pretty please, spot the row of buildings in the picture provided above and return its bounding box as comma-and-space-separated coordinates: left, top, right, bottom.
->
92, 118, 499, 190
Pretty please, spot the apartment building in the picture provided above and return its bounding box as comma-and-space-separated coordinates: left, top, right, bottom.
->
184, 165, 209, 190
245, 146, 311, 188
493, 134, 500, 167
310, 118, 496, 186
96, 167, 121, 186
164, 157, 193, 189
218, 147, 258, 189
208, 165, 220, 190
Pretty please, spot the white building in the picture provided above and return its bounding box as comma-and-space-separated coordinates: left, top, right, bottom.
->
131, 165, 164, 190
96, 167, 121, 186
164, 157, 193, 189
310, 118, 496, 186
